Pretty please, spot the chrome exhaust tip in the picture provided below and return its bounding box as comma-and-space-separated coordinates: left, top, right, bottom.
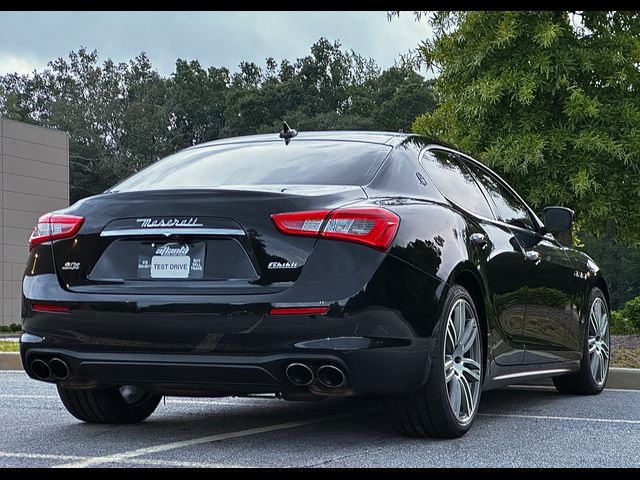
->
49, 357, 69, 380
30, 359, 51, 381
317, 365, 346, 388
285, 363, 314, 386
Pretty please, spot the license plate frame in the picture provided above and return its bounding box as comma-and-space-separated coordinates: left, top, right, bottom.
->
137, 242, 205, 280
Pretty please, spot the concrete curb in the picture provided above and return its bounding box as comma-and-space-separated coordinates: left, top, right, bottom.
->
1, 352, 639, 390
0, 352, 23, 370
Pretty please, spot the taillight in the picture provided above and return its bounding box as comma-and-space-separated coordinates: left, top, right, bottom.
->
29, 213, 85, 250
271, 207, 399, 251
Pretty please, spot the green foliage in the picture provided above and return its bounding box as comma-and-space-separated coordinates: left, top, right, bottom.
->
0, 341, 19, 352
611, 296, 640, 334
611, 311, 636, 335
580, 233, 640, 309
405, 11, 640, 246
0, 324, 21, 334
0, 39, 435, 202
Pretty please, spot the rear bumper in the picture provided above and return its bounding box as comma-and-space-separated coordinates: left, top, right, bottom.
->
20, 255, 443, 397
21, 335, 432, 396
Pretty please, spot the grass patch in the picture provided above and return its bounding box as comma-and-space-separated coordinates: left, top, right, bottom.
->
612, 348, 640, 369
0, 341, 19, 353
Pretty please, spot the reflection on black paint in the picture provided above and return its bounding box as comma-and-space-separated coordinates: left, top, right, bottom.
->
345, 238, 443, 337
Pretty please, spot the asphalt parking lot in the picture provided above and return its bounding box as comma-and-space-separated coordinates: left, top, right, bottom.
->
1, 370, 639, 468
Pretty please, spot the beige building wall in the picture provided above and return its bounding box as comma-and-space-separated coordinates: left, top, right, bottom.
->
1, 118, 69, 326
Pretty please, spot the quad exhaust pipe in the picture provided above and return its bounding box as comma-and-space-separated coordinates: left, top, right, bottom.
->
49, 358, 70, 380
30, 359, 51, 381
29, 357, 70, 381
317, 365, 346, 388
285, 363, 314, 386
285, 363, 346, 389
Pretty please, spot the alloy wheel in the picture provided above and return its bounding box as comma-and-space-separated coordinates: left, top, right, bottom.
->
444, 298, 482, 424
588, 297, 610, 387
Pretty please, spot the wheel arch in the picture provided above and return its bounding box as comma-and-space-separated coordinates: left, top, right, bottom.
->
593, 275, 610, 309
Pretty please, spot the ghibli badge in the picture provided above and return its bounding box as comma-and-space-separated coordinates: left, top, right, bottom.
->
268, 261, 299, 269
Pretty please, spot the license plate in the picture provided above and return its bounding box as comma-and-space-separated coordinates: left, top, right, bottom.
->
150, 255, 191, 278
137, 242, 205, 279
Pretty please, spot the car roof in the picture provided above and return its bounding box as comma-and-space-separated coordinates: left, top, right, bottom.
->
191, 130, 413, 149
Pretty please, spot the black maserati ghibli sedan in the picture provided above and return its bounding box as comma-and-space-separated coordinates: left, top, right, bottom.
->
20, 130, 610, 438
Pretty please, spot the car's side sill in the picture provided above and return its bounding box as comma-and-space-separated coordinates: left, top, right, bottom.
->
483, 361, 581, 391
492, 368, 573, 382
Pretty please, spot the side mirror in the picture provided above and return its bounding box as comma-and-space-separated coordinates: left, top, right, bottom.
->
543, 206, 574, 235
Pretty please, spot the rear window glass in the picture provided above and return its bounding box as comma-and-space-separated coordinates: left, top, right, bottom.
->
111, 141, 392, 192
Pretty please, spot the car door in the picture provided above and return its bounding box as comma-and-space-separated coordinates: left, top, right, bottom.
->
420, 149, 529, 366
461, 157, 578, 364
511, 230, 580, 363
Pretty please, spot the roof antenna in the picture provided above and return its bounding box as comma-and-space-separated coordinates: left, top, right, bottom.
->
279, 121, 298, 146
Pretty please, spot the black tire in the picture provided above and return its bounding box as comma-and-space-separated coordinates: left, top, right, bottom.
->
553, 287, 610, 395
385, 284, 484, 438
57, 384, 161, 424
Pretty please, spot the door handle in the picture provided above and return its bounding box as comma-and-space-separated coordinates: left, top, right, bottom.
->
524, 250, 540, 262
470, 233, 488, 246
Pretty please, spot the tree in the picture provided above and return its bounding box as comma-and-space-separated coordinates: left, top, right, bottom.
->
401, 11, 640, 246
0, 39, 436, 202
0, 48, 175, 200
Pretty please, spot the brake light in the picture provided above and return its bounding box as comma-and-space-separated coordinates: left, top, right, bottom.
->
32, 304, 70, 313
29, 213, 85, 250
271, 207, 399, 251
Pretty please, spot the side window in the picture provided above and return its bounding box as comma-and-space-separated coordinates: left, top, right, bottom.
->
462, 159, 536, 231
420, 150, 494, 218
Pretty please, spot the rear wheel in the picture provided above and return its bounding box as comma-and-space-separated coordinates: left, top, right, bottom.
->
553, 287, 610, 395
385, 284, 483, 438
57, 384, 161, 424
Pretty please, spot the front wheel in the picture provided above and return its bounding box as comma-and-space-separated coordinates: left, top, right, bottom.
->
57, 384, 161, 423
553, 287, 610, 395
385, 284, 484, 438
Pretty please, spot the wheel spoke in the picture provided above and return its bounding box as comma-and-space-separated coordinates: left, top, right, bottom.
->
459, 375, 474, 417
448, 376, 462, 415
597, 351, 605, 383
454, 301, 465, 343
462, 364, 481, 383
446, 320, 457, 351
588, 338, 597, 354
444, 357, 455, 383
600, 314, 608, 337
590, 350, 600, 379
459, 321, 478, 354
600, 342, 610, 360
590, 312, 598, 335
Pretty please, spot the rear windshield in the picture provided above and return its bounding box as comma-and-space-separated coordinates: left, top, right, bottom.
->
110, 140, 392, 192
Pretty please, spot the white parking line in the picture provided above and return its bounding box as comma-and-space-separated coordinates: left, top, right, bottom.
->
0, 394, 57, 399
0, 452, 242, 468
480, 413, 640, 425
0, 394, 273, 406
507, 385, 640, 393
0, 452, 84, 462
55, 409, 374, 468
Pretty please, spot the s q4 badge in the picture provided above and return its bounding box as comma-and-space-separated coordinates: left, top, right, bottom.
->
268, 261, 298, 269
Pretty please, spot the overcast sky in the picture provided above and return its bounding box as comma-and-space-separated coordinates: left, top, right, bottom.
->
0, 11, 430, 77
